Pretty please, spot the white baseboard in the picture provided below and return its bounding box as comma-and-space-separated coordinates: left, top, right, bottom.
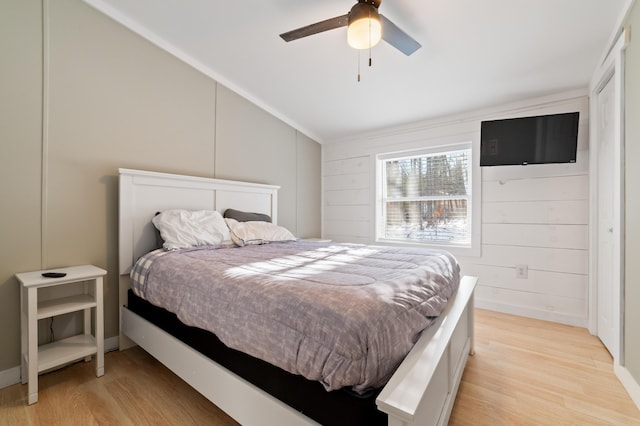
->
476, 299, 588, 328
615, 363, 640, 411
0, 336, 119, 390
105, 335, 119, 352
0, 366, 21, 390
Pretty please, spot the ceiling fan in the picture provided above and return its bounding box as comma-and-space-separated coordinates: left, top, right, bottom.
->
279, 0, 421, 56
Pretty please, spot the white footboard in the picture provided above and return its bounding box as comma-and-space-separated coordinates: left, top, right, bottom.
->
376, 275, 477, 426
121, 276, 476, 426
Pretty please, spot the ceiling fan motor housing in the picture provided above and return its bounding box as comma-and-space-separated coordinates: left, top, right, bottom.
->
348, 1, 382, 49
358, 0, 382, 8
349, 0, 382, 23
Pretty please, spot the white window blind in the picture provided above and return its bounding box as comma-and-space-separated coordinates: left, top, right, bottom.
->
380, 147, 472, 245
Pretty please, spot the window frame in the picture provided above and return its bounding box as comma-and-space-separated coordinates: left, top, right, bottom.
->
375, 142, 481, 257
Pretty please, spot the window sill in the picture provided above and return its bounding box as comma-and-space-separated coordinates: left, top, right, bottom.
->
374, 238, 480, 258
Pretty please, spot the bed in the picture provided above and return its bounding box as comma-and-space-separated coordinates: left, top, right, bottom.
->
118, 168, 477, 426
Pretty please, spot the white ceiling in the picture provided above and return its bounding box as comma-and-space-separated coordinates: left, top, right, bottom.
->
85, 0, 627, 143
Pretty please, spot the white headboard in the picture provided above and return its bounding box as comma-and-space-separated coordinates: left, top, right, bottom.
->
118, 168, 279, 276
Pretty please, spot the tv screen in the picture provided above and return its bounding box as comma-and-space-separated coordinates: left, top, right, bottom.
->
480, 112, 579, 166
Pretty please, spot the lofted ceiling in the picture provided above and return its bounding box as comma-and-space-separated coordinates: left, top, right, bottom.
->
84, 0, 628, 143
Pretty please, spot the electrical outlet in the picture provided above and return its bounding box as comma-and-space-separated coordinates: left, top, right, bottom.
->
515, 264, 528, 279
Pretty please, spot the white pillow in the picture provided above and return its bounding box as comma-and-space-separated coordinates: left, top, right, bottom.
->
152, 209, 231, 250
225, 218, 296, 247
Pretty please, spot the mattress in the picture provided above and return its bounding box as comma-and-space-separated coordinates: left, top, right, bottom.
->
130, 240, 460, 394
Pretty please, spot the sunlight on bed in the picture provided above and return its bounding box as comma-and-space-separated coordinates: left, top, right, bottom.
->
222, 244, 385, 282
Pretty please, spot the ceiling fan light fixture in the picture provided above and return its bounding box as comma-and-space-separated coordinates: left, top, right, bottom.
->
347, 3, 382, 50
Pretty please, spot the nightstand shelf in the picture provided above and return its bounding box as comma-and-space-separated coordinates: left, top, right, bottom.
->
36, 334, 97, 372
37, 294, 97, 319
16, 265, 106, 405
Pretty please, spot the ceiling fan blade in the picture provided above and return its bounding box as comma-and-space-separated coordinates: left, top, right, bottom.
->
280, 14, 349, 42
380, 14, 421, 56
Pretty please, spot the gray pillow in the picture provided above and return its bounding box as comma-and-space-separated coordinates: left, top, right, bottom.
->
223, 208, 272, 223
153, 211, 164, 249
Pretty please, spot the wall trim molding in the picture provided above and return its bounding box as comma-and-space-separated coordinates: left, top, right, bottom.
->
41, 0, 50, 269
475, 299, 588, 328
0, 366, 20, 390
615, 363, 640, 410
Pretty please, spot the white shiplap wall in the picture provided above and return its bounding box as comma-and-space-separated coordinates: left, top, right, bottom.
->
322, 90, 590, 326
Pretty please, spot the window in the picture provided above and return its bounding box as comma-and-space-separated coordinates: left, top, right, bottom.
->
377, 144, 477, 253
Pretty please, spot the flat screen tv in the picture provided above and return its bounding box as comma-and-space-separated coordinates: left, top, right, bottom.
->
480, 112, 579, 166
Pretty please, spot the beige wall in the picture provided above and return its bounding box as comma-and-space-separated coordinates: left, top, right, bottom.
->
625, 1, 640, 383
215, 85, 298, 229
214, 87, 322, 235
0, 0, 320, 373
296, 132, 322, 238
0, 0, 43, 372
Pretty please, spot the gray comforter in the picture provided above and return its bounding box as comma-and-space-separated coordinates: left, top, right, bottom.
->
131, 240, 460, 393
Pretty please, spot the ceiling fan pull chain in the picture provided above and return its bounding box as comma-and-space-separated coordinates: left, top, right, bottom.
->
368, 8, 373, 67
357, 49, 361, 82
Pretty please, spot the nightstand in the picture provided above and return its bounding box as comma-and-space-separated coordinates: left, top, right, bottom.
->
16, 265, 106, 405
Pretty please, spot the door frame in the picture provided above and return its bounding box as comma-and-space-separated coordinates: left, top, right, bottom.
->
588, 30, 628, 363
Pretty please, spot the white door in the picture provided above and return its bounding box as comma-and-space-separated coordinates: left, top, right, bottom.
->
596, 75, 617, 355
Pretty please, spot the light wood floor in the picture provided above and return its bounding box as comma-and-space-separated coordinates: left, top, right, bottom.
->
449, 309, 640, 425
2, 309, 639, 425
